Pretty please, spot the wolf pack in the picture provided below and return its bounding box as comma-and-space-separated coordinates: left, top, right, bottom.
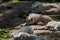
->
10, 13, 60, 40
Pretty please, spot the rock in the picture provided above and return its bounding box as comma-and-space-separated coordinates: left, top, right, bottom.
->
43, 8, 60, 15
0, 5, 6, 13
0, 1, 33, 28
20, 23, 27, 27
0, 13, 3, 21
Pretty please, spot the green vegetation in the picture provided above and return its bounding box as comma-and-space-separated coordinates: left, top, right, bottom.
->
50, 16, 60, 20
10, 0, 19, 2
0, 29, 10, 40
2, 0, 60, 2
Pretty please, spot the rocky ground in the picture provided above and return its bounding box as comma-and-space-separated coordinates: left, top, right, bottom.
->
0, 1, 60, 40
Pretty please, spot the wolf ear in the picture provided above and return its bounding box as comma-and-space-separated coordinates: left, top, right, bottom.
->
20, 34, 28, 40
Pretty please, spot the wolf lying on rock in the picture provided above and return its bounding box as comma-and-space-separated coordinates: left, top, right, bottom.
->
11, 32, 44, 40
10, 25, 44, 40
26, 13, 52, 26
11, 32, 36, 40
10, 26, 34, 40
40, 21, 60, 31
32, 2, 60, 15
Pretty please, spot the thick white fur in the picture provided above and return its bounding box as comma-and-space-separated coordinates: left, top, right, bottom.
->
26, 13, 52, 25
41, 21, 60, 30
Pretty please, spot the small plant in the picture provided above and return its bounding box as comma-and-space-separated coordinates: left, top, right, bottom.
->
50, 16, 60, 20
0, 29, 10, 40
